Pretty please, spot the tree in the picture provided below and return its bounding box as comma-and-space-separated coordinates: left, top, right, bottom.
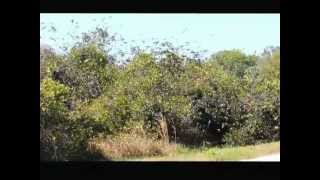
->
210, 49, 257, 78
40, 23, 280, 158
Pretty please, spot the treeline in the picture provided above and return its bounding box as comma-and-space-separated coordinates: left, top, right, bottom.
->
40, 29, 280, 161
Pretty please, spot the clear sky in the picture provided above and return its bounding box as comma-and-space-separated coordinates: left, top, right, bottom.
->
40, 13, 280, 58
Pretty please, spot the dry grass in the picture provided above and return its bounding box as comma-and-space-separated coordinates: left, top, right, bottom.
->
88, 127, 177, 160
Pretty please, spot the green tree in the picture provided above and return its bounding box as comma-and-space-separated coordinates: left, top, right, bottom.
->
210, 49, 257, 77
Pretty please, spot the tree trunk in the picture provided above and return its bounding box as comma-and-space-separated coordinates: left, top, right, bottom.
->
156, 113, 169, 144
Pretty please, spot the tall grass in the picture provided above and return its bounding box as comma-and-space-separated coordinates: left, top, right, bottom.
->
87, 122, 177, 160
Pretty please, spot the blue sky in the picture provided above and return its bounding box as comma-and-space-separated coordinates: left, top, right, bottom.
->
40, 14, 280, 58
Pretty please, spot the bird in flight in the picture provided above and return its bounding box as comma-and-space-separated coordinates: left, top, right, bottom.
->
181, 28, 189, 34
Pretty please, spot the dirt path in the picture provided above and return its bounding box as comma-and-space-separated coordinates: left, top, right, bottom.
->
241, 153, 280, 161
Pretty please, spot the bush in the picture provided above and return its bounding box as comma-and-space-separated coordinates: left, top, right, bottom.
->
223, 116, 260, 146
185, 63, 248, 145
40, 26, 280, 159
40, 78, 106, 160
88, 122, 176, 159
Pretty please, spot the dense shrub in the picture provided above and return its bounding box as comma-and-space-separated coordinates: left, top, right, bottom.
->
40, 78, 106, 160
40, 27, 280, 160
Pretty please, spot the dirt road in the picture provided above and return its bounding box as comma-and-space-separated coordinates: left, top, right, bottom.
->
241, 153, 280, 161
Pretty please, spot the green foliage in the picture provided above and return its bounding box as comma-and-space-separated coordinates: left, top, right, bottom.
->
70, 43, 108, 71
40, 27, 280, 160
40, 78, 105, 160
68, 43, 118, 93
223, 115, 260, 146
40, 78, 72, 160
254, 50, 280, 141
210, 49, 257, 77
40, 78, 70, 116
40, 50, 62, 80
